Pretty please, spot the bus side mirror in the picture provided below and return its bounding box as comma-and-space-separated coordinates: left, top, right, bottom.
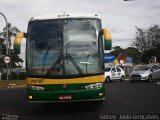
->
103, 29, 112, 50
14, 32, 26, 54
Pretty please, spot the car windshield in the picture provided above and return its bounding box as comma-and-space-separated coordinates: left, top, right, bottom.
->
134, 65, 151, 71
26, 18, 103, 78
105, 68, 111, 72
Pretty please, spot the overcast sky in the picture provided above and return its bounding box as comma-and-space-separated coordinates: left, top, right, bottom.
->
0, 0, 160, 61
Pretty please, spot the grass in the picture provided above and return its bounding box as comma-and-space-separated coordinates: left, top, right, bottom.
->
0, 79, 27, 89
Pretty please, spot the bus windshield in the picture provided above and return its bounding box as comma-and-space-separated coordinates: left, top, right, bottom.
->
26, 18, 102, 78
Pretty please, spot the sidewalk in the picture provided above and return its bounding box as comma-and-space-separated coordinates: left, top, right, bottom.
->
9, 84, 27, 89
0, 80, 27, 90
0, 85, 27, 90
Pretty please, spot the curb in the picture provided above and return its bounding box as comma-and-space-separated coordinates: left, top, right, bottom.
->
0, 85, 27, 90
10, 85, 27, 88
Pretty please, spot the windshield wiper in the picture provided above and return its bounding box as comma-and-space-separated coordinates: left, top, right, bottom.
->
44, 54, 62, 77
44, 52, 84, 77
42, 43, 62, 76
66, 53, 84, 75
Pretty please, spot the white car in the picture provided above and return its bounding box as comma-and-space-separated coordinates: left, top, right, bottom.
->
105, 66, 125, 82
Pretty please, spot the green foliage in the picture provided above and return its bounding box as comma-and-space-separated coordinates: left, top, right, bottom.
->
111, 46, 143, 64
11, 72, 18, 80
142, 45, 160, 64
1, 72, 17, 80
1, 73, 10, 80
18, 72, 26, 80
131, 25, 160, 52
125, 47, 142, 64
10, 49, 24, 68
0, 23, 23, 68
111, 46, 124, 58
1, 72, 26, 80
130, 24, 160, 64
0, 49, 24, 68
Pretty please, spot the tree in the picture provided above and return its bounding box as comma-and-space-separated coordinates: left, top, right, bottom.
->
0, 23, 23, 68
125, 47, 142, 64
0, 37, 6, 55
111, 46, 124, 58
111, 46, 143, 65
131, 25, 160, 52
142, 44, 160, 64
0, 23, 20, 47
10, 49, 24, 68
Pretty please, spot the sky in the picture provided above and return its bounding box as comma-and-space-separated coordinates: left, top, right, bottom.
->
0, 0, 160, 63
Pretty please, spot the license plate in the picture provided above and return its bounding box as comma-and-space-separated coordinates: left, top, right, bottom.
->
59, 96, 72, 100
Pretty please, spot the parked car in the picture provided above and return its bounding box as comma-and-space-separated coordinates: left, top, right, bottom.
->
130, 64, 160, 83
105, 66, 125, 82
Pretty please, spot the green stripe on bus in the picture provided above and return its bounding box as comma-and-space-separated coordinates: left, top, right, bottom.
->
14, 44, 20, 54
104, 39, 112, 50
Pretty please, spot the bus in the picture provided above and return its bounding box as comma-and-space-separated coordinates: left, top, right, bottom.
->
14, 14, 112, 103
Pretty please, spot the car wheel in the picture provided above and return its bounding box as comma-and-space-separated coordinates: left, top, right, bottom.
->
148, 75, 152, 82
105, 76, 110, 83
120, 76, 125, 82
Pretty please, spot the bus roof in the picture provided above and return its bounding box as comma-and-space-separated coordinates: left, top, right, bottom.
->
30, 13, 100, 21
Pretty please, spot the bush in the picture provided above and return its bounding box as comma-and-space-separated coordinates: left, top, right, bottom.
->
1, 72, 26, 80
11, 72, 18, 80
18, 72, 26, 80
1, 73, 9, 80
1, 72, 17, 80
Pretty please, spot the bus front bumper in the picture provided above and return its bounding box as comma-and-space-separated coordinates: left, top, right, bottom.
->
27, 88, 105, 102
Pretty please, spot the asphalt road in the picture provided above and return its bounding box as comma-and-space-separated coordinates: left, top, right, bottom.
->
0, 81, 160, 120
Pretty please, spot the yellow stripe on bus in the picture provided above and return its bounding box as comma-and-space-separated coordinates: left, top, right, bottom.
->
27, 75, 105, 85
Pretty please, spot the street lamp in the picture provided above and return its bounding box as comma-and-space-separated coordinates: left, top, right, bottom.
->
0, 12, 9, 88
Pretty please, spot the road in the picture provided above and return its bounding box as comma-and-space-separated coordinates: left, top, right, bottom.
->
0, 81, 160, 120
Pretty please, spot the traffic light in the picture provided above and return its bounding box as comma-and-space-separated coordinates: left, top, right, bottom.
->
0, 44, 6, 55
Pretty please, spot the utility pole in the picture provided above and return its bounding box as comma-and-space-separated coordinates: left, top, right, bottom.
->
0, 12, 9, 88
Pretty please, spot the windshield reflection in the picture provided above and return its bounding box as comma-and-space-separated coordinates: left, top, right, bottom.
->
134, 65, 150, 71
27, 18, 102, 77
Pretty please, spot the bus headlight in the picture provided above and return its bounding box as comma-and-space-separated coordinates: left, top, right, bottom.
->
28, 85, 45, 91
84, 83, 103, 90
